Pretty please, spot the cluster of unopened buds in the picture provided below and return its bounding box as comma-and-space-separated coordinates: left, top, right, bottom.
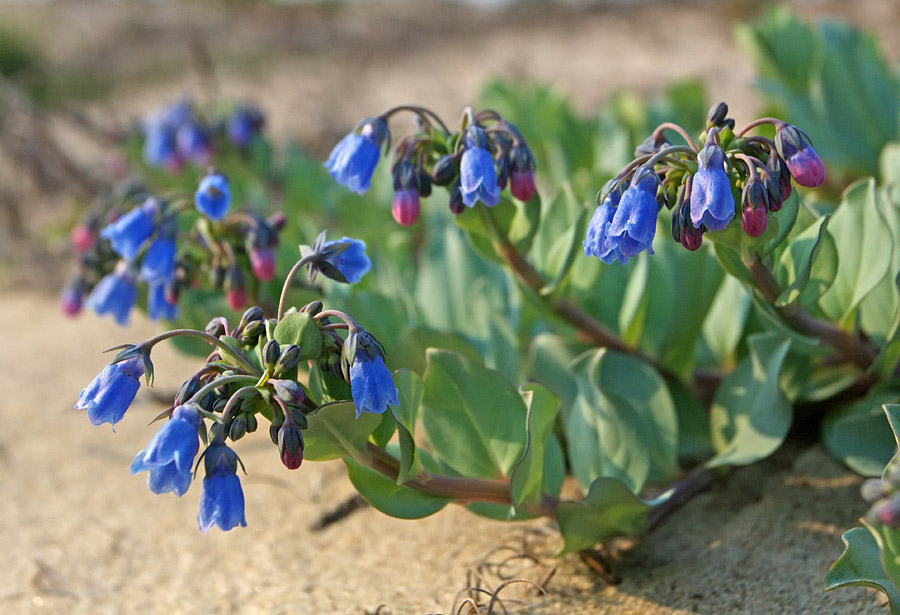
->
324, 105, 537, 225
61, 170, 285, 324
862, 466, 900, 529
74, 235, 395, 531
141, 98, 265, 171
583, 102, 826, 265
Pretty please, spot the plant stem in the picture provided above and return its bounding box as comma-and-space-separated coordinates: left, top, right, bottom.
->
277, 255, 316, 320
142, 329, 261, 376
365, 443, 558, 517
380, 104, 450, 133
745, 253, 878, 370
652, 122, 698, 151
646, 467, 715, 530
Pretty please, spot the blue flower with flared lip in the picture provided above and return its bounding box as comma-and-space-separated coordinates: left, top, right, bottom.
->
343, 329, 399, 418
583, 181, 625, 264
460, 127, 500, 208
130, 404, 201, 496
100, 200, 157, 262
75, 356, 144, 428
140, 237, 176, 284
85, 263, 137, 325
690, 145, 734, 231
604, 168, 659, 263
147, 282, 178, 321
320, 237, 372, 284
324, 119, 386, 195
198, 443, 246, 532
195, 173, 231, 221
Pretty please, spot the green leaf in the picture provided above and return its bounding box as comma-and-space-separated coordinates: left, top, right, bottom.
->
273, 311, 323, 362
825, 527, 900, 613
510, 383, 562, 514
420, 349, 527, 479
344, 446, 449, 520
702, 274, 750, 366
566, 349, 679, 493
819, 179, 893, 322
526, 332, 581, 409
302, 401, 382, 464
707, 333, 793, 468
392, 325, 483, 376
775, 214, 831, 306
555, 477, 654, 555
713, 242, 754, 285
859, 188, 900, 344
618, 248, 674, 356
822, 392, 900, 476
391, 370, 425, 484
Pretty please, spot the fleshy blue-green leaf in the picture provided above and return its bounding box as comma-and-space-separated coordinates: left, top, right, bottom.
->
555, 477, 655, 555
509, 383, 562, 515
273, 311, 323, 362
707, 333, 792, 468
302, 401, 382, 464
566, 349, 679, 493
822, 393, 900, 476
825, 526, 900, 612
391, 369, 425, 484
775, 214, 832, 307
702, 275, 750, 366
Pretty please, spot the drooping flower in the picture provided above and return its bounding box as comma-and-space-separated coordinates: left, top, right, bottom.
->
100, 199, 158, 262
226, 104, 265, 149
140, 236, 176, 284
460, 126, 501, 208
343, 329, 399, 418
85, 262, 137, 325
318, 237, 372, 284
130, 404, 202, 496
147, 282, 178, 321
324, 118, 388, 195
775, 124, 826, 188
175, 122, 211, 166
690, 143, 735, 231
583, 181, 624, 264
75, 356, 145, 428
195, 172, 231, 221
198, 442, 247, 532
604, 167, 660, 263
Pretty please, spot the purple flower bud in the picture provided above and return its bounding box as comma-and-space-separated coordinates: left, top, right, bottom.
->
690, 145, 735, 231
100, 199, 158, 262
75, 356, 145, 428
60, 278, 85, 317
324, 117, 388, 195
225, 265, 246, 311
278, 420, 304, 470
448, 181, 465, 215
85, 262, 137, 325
249, 246, 276, 281
878, 497, 900, 528
741, 178, 769, 238
671, 201, 703, 252
775, 124, 826, 188
195, 172, 231, 221
198, 442, 246, 532
508, 142, 537, 202
130, 404, 202, 496
71, 224, 95, 252
392, 188, 420, 227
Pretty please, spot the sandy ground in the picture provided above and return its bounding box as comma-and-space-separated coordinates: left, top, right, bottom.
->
3, 0, 900, 613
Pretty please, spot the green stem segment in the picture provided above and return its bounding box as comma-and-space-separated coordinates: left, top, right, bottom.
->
277, 255, 317, 321
745, 253, 878, 370
142, 329, 261, 376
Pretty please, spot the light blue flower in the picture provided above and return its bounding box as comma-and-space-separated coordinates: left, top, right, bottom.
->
130, 404, 201, 496
324, 118, 386, 194
195, 173, 231, 221
75, 356, 144, 428
86, 263, 137, 325
197, 443, 247, 532
147, 282, 178, 321
605, 167, 659, 263
460, 127, 500, 207
100, 200, 157, 261
319, 237, 372, 284
140, 237, 176, 284
583, 182, 624, 264
690, 145, 734, 231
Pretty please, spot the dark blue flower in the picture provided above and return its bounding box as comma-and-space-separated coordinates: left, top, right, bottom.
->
690, 144, 734, 231
195, 173, 231, 221
343, 330, 399, 418
143, 124, 179, 170
320, 237, 372, 284
775, 124, 826, 188
605, 167, 660, 263
147, 282, 178, 321
583, 181, 624, 264
175, 122, 211, 165
75, 356, 144, 428
324, 118, 387, 195
198, 443, 246, 532
140, 237, 176, 284
100, 199, 158, 262
226, 105, 264, 149
85, 263, 137, 325
460, 127, 500, 208
130, 404, 201, 496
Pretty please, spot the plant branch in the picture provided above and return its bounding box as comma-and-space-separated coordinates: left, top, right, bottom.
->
141, 329, 261, 376
646, 467, 716, 530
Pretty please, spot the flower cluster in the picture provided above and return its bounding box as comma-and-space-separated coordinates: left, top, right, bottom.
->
62, 171, 286, 323
583, 102, 826, 265
325, 106, 537, 226
141, 99, 265, 171
75, 239, 396, 530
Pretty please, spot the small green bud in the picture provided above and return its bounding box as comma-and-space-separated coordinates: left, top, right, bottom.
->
432, 154, 457, 186
245, 412, 258, 433
229, 415, 247, 441
707, 102, 729, 128
263, 339, 281, 371
272, 379, 307, 407
275, 344, 301, 376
